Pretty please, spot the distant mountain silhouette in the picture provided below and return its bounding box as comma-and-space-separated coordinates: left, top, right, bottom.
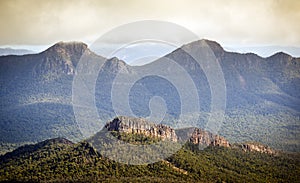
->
225, 45, 300, 58
0, 47, 34, 56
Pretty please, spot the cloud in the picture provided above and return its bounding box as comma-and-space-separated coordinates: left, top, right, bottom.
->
0, 0, 299, 46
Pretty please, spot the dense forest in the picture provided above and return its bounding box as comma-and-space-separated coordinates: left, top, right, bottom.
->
1, 133, 299, 183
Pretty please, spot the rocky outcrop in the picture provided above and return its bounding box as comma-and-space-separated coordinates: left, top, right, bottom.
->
189, 128, 230, 147
105, 116, 177, 142
242, 142, 275, 154
105, 116, 230, 147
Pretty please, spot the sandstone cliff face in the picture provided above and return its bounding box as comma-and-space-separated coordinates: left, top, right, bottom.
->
105, 117, 277, 153
189, 128, 230, 147
105, 116, 230, 147
242, 143, 275, 154
105, 116, 177, 142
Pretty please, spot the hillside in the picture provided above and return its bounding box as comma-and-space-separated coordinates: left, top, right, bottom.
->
0, 116, 297, 182
0, 40, 299, 154
0, 132, 299, 182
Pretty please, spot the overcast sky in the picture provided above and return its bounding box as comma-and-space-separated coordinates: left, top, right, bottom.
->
0, 0, 299, 49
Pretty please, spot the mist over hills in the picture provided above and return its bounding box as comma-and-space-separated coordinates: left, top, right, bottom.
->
0, 39, 299, 154
0, 47, 34, 56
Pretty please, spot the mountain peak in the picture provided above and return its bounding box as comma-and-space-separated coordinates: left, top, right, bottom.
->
181, 39, 224, 57
101, 57, 131, 74
37, 41, 91, 76
44, 41, 88, 55
52, 41, 87, 48
199, 39, 223, 49
267, 51, 292, 59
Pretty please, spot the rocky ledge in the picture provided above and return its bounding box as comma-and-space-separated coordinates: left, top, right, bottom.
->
105, 116, 230, 147
241, 142, 276, 155
105, 116, 177, 142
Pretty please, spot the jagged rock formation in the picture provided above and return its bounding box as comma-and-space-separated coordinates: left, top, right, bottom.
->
105, 116, 177, 142
190, 128, 230, 147
242, 142, 276, 154
105, 116, 230, 147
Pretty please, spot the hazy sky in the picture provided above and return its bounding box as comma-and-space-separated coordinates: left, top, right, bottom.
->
0, 0, 299, 48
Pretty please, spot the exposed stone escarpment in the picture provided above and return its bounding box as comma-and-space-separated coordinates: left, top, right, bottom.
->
189, 128, 230, 147
105, 116, 230, 147
105, 116, 276, 154
105, 116, 177, 142
241, 142, 276, 155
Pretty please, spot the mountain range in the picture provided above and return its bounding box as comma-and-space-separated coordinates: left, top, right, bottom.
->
0, 40, 299, 155
0, 47, 34, 56
225, 45, 300, 58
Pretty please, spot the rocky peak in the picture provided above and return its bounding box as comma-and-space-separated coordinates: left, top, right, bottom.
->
203, 39, 224, 54
266, 51, 293, 66
44, 41, 88, 56
181, 39, 225, 58
36, 41, 92, 76
102, 57, 131, 74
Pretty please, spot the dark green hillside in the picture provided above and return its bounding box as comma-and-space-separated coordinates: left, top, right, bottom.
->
0, 135, 299, 183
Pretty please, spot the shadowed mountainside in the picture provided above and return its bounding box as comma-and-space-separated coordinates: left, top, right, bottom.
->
0, 40, 299, 154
